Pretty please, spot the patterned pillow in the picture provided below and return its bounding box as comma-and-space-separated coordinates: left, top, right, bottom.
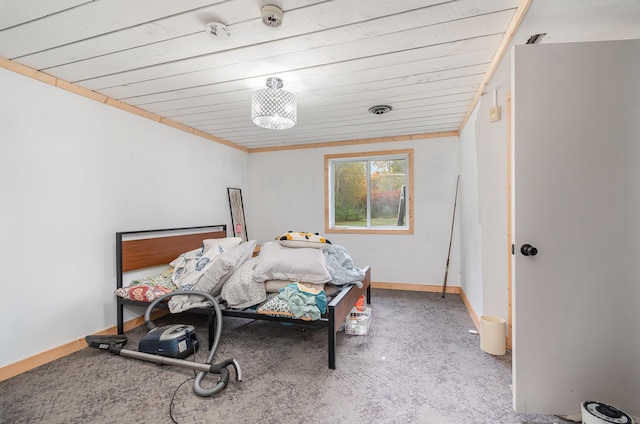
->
170, 244, 225, 290
265, 280, 327, 293
115, 284, 173, 302
256, 293, 313, 321
129, 268, 176, 290
115, 268, 178, 301
198, 240, 256, 296
275, 231, 331, 248
169, 248, 202, 267
220, 256, 266, 309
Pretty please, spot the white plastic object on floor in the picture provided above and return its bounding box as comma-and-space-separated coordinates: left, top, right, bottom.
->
344, 307, 371, 335
581, 401, 634, 424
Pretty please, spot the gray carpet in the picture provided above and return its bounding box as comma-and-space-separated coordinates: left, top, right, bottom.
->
0, 290, 567, 424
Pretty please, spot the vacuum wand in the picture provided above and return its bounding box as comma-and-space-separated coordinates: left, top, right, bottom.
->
85, 335, 242, 382
119, 347, 212, 371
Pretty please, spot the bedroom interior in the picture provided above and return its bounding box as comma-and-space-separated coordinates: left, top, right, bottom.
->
1, 0, 639, 422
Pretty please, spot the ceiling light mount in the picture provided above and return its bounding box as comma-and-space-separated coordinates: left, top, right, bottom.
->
205, 21, 230, 38
261, 5, 284, 27
368, 105, 392, 115
251, 77, 297, 130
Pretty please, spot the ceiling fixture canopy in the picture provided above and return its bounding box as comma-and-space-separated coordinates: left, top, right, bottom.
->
251, 77, 297, 130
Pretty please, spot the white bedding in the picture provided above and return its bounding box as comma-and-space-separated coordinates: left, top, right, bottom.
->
168, 240, 255, 313
116, 239, 362, 316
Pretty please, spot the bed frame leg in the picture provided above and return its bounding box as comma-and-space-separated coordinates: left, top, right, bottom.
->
208, 312, 215, 350
117, 301, 124, 335
328, 309, 336, 369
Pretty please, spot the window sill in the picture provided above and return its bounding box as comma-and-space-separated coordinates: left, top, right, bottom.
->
325, 227, 413, 235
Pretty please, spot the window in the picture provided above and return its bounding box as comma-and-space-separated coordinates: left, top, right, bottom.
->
325, 149, 413, 234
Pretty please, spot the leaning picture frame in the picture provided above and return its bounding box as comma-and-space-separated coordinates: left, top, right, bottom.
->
227, 187, 248, 242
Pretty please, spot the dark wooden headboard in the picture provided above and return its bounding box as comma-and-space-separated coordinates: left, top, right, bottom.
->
116, 225, 227, 287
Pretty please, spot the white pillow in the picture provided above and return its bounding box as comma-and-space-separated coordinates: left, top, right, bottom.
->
264, 280, 291, 293
203, 237, 242, 251
252, 242, 331, 284
198, 240, 257, 296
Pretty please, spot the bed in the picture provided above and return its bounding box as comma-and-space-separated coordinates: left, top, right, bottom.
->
115, 224, 371, 369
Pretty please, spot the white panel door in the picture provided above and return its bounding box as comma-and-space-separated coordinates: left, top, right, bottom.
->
511, 40, 640, 416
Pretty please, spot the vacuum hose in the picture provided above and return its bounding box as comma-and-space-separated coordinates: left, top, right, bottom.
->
144, 291, 241, 397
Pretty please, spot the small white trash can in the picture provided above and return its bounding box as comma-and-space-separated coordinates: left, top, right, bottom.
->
480, 315, 506, 355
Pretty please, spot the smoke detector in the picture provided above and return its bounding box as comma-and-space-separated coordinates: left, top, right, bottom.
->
205, 21, 230, 38
368, 105, 393, 115
261, 5, 284, 27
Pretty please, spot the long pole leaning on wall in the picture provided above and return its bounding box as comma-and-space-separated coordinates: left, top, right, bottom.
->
442, 175, 460, 298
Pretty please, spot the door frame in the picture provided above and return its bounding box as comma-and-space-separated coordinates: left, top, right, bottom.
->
506, 92, 513, 350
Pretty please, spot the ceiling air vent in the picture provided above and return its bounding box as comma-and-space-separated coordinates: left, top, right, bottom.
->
368, 105, 392, 115
261, 5, 284, 27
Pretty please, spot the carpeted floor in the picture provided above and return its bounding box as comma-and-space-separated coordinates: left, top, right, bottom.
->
0, 290, 568, 424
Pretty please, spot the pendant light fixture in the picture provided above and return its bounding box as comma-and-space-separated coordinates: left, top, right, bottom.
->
251, 77, 297, 130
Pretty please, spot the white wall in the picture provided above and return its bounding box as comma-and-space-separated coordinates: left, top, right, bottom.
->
246, 138, 461, 287
0, 68, 249, 368
476, 60, 511, 321
458, 105, 483, 314
458, 45, 513, 322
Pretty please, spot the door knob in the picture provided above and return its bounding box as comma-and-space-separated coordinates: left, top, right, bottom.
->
520, 244, 538, 256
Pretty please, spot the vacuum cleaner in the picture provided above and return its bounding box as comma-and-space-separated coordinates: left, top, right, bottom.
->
85, 291, 241, 397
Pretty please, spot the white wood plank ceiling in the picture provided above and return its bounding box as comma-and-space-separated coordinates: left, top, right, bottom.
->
1, 0, 639, 151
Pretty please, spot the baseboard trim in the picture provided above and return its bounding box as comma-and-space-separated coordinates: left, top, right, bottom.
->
459, 288, 480, 330
371, 281, 460, 294
0, 310, 168, 382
